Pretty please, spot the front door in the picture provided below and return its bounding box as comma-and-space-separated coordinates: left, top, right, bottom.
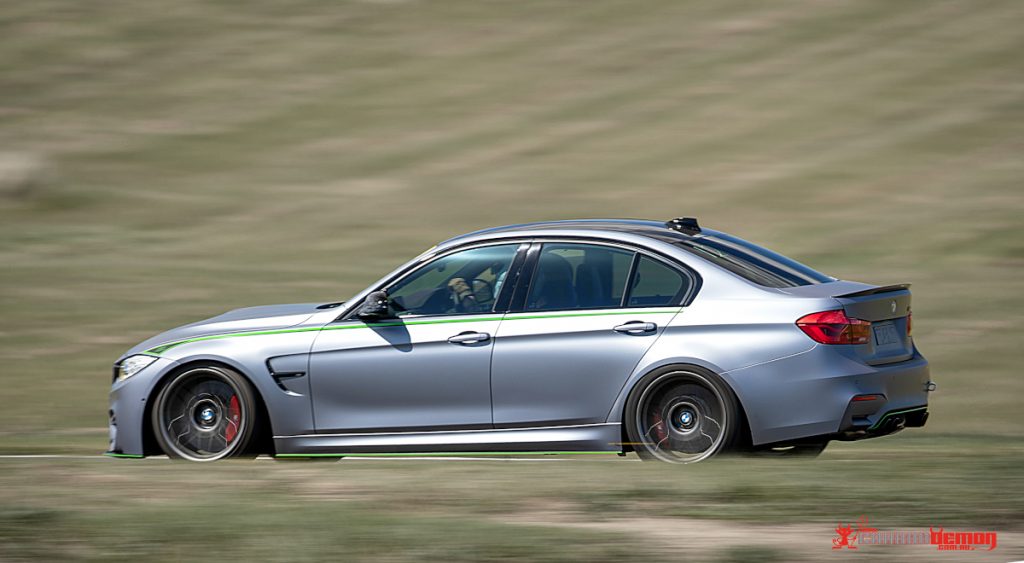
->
309, 243, 521, 433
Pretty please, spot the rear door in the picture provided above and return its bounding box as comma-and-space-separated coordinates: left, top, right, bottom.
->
490, 241, 693, 427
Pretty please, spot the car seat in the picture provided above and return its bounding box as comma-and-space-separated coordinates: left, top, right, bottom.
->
529, 252, 577, 310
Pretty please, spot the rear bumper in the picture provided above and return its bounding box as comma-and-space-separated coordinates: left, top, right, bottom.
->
835, 403, 929, 441
724, 345, 932, 446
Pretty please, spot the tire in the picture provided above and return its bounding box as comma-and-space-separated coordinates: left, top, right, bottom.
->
624, 365, 741, 463
151, 364, 259, 461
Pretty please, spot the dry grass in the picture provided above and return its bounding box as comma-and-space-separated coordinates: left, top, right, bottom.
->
0, 0, 1022, 559
1, 435, 1022, 561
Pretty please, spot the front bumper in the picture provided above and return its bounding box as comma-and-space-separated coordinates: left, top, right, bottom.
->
106, 356, 178, 457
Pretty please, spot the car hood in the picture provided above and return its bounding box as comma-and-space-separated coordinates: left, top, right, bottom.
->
123, 303, 323, 358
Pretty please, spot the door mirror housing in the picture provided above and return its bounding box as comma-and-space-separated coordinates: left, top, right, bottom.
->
356, 290, 392, 320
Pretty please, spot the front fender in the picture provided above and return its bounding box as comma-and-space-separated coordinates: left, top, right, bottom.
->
110, 327, 321, 456
157, 332, 319, 438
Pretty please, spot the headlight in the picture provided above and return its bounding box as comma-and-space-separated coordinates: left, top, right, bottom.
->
115, 355, 157, 382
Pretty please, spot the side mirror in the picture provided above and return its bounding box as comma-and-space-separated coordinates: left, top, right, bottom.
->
356, 290, 391, 320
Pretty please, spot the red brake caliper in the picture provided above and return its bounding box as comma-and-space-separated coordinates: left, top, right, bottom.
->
225, 395, 240, 443
651, 412, 667, 443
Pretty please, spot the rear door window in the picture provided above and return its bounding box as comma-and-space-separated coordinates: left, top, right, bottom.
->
523, 243, 691, 311
525, 244, 634, 311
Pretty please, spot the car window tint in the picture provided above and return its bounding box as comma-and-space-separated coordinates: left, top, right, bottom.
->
388, 244, 518, 316
627, 256, 688, 307
673, 232, 833, 288
525, 244, 633, 311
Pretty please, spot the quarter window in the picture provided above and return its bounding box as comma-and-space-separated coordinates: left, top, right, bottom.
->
628, 256, 688, 307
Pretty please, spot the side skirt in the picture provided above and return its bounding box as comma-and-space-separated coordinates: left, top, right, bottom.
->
273, 423, 623, 456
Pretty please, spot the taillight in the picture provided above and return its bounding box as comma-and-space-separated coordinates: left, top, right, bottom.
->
906, 311, 912, 336
796, 310, 871, 345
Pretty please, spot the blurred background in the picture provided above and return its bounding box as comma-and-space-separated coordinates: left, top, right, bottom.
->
1, 0, 1021, 561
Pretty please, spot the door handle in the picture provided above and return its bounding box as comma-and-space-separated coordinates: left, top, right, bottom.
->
613, 321, 657, 334
447, 331, 491, 345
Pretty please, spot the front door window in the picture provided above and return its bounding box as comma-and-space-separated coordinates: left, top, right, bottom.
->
387, 244, 519, 316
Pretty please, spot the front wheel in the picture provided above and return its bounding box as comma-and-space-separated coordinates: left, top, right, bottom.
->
151, 364, 258, 461
624, 366, 741, 463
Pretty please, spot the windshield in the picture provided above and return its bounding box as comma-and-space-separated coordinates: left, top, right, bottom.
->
674, 232, 834, 288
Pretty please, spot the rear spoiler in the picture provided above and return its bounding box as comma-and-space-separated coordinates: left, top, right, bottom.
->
834, 283, 911, 299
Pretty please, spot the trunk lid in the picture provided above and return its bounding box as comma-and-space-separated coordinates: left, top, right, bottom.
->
834, 284, 914, 365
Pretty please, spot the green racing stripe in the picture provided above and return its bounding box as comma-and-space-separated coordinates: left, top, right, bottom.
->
274, 451, 618, 458
102, 451, 618, 460
868, 406, 928, 431
144, 308, 682, 355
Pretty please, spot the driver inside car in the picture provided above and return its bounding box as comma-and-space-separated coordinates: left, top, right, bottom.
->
447, 277, 479, 313
446, 258, 510, 313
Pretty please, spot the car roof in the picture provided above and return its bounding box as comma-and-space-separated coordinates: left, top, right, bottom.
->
441, 218, 714, 246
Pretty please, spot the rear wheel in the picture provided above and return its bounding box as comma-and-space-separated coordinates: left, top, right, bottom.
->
151, 364, 258, 461
625, 366, 740, 463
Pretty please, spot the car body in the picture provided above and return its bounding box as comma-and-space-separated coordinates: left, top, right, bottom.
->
108, 218, 933, 462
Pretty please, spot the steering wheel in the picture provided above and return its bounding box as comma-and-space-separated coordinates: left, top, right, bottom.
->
448, 277, 496, 313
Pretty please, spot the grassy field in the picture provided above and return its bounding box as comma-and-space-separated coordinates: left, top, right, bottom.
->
1, 437, 1022, 562
1, 0, 1022, 560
